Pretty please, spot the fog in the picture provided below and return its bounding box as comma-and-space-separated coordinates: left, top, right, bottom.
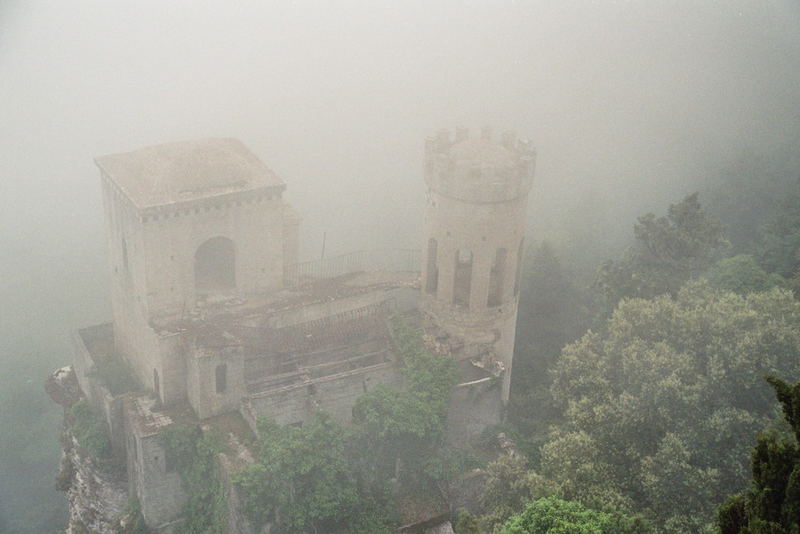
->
2, 1, 800, 531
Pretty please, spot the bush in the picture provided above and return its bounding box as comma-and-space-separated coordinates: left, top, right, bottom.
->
69, 399, 110, 458
159, 425, 226, 534
499, 497, 651, 534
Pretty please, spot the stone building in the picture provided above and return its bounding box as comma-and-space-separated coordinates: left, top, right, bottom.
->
66, 130, 535, 532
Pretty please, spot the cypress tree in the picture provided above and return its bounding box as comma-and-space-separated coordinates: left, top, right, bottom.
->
718, 376, 800, 533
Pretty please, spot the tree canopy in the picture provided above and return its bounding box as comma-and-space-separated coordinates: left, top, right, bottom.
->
546, 281, 800, 531
718, 376, 800, 534
704, 254, 786, 295
595, 193, 727, 312
499, 497, 649, 534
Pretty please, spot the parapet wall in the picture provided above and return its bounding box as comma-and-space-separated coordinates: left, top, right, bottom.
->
424, 128, 535, 204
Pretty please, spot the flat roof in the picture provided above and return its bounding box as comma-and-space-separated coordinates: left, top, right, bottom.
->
95, 138, 285, 209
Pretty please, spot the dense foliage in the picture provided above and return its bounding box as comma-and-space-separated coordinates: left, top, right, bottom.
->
159, 425, 226, 534
499, 497, 649, 534
233, 314, 459, 534
718, 376, 800, 534
595, 193, 728, 313
545, 282, 800, 531
703, 149, 800, 254
704, 254, 786, 295
69, 399, 110, 458
234, 413, 374, 533
511, 242, 588, 437
758, 178, 800, 291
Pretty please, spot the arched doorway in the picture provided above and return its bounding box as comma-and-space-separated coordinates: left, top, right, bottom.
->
195, 237, 236, 294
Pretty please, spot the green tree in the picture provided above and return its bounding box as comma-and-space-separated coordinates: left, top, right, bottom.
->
349, 315, 460, 486
595, 193, 727, 313
351, 385, 441, 483
548, 281, 800, 530
704, 254, 786, 294
499, 497, 650, 534
759, 178, 800, 290
391, 314, 459, 418
454, 509, 482, 534
718, 376, 800, 534
159, 425, 226, 534
69, 399, 110, 458
703, 148, 800, 253
510, 242, 588, 436
234, 413, 366, 534
479, 453, 554, 532
234, 317, 458, 534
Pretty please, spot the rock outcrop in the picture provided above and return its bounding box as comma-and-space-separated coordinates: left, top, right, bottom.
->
58, 433, 129, 534
47, 367, 132, 534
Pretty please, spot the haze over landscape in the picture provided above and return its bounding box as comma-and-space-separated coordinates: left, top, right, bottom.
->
2, 1, 800, 532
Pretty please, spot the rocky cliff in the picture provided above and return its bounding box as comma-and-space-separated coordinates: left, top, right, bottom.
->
46, 367, 135, 534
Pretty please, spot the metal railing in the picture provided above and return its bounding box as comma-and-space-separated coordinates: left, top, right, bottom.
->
285, 248, 420, 286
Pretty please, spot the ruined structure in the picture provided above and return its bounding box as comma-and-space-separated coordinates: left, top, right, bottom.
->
55, 130, 535, 532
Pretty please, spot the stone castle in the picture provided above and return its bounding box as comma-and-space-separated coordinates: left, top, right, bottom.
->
60, 128, 535, 532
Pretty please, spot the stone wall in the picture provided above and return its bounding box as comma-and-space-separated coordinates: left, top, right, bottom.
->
446, 378, 503, 442
420, 129, 533, 403
186, 344, 246, 420
100, 166, 301, 408
70, 326, 128, 458
126, 431, 186, 533
245, 362, 402, 430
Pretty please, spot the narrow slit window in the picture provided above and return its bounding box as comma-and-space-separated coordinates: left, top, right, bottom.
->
488, 248, 507, 307
215, 363, 227, 394
453, 249, 473, 308
426, 238, 438, 294
514, 239, 525, 296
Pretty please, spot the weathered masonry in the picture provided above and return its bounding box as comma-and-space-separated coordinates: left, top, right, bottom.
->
65, 130, 535, 532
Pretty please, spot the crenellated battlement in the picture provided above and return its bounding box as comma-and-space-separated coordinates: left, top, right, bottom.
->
424, 127, 535, 203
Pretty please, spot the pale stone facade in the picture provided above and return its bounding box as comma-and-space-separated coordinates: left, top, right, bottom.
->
421, 128, 535, 401
67, 130, 534, 532
97, 138, 299, 404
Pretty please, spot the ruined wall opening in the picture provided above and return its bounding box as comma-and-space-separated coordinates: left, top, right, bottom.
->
215, 363, 227, 394
425, 238, 439, 294
453, 249, 473, 308
514, 238, 524, 296
195, 237, 235, 294
487, 247, 507, 307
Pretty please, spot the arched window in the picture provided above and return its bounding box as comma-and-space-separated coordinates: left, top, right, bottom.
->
215, 364, 227, 394
195, 237, 235, 294
487, 248, 507, 307
425, 238, 439, 294
453, 249, 473, 308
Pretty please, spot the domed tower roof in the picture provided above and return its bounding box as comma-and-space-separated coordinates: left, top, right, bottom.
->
424, 128, 535, 203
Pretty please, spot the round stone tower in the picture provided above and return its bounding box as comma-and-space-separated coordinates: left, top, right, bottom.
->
420, 127, 535, 402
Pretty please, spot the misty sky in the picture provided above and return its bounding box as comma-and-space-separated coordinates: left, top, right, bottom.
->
2, 0, 800, 334
2, 4, 800, 529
